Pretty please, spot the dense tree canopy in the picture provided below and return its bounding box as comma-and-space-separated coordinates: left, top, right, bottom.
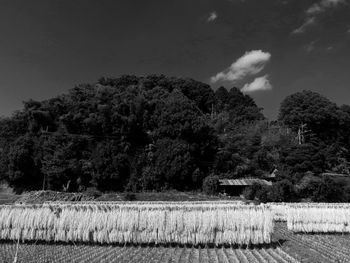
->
0, 75, 350, 202
278, 90, 340, 142
0, 75, 221, 193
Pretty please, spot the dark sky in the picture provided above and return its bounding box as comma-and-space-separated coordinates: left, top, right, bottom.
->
0, 0, 350, 119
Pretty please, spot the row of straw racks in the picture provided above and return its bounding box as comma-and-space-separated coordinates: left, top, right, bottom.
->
0, 202, 273, 245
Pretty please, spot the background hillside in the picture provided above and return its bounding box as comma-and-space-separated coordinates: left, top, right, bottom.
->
1, 75, 350, 202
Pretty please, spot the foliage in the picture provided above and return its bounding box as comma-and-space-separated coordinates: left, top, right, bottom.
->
278, 90, 340, 142
242, 183, 263, 200
268, 179, 295, 202
202, 175, 220, 195
311, 176, 349, 202
279, 142, 326, 175
7, 135, 42, 194
124, 192, 137, 201
0, 75, 350, 200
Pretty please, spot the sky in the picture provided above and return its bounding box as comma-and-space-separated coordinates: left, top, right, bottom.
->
0, 0, 350, 119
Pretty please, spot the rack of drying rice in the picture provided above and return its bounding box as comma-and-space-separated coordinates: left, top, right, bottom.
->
268, 203, 290, 221
287, 203, 350, 233
42, 200, 247, 206
0, 202, 273, 245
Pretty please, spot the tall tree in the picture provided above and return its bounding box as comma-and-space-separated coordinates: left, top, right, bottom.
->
279, 90, 340, 142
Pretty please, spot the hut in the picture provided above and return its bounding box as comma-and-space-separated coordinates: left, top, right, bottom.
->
218, 178, 272, 196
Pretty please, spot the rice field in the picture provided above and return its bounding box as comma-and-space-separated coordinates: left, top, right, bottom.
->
1, 201, 350, 262
0, 242, 299, 263
3, 222, 350, 263
275, 222, 350, 263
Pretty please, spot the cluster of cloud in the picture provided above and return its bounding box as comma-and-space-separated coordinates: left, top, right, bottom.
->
305, 40, 318, 52
211, 50, 272, 93
292, 0, 346, 34
241, 75, 272, 93
307, 0, 345, 15
292, 17, 316, 34
211, 50, 271, 82
207, 11, 217, 22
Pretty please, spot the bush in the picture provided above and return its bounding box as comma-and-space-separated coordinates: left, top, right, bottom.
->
255, 186, 271, 203
295, 172, 321, 199
242, 183, 262, 200
84, 187, 102, 199
268, 179, 296, 202
202, 175, 219, 195
312, 176, 347, 202
124, 192, 137, 201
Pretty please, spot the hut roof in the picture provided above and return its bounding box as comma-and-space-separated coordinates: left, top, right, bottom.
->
321, 172, 350, 177
219, 178, 272, 186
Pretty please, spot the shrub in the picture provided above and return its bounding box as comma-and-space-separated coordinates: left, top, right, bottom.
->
312, 176, 347, 202
242, 183, 262, 200
255, 186, 271, 203
295, 172, 322, 199
202, 175, 219, 195
84, 187, 102, 199
268, 179, 295, 202
124, 192, 137, 201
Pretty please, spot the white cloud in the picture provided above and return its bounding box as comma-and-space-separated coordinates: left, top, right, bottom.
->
210, 50, 271, 83
307, 0, 345, 15
207, 12, 217, 22
241, 75, 272, 93
292, 17, 316, 34
304, 40, 318, 52
292, 0, 346, 34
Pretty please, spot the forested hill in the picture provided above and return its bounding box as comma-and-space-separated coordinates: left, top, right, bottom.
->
1, 75, 350, 202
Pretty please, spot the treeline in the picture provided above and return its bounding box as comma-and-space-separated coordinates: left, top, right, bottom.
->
0, 75, 350, 202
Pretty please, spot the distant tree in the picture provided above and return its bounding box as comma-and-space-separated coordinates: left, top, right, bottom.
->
0, 113, 28, 140
214, 87, 264, 125
279, 142, 326, 175
214, 86, 229, 112
90, 140, 130, 191
152, 89, 217, 174
338, 104, 350, 147
41, 133, 92, 191
7, 135, 42, 193
144, 138, 196, 190
7, 74, 350, 200
278, 90, 340, 142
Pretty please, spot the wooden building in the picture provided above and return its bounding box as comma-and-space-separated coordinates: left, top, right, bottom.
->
218, 178, 272, 196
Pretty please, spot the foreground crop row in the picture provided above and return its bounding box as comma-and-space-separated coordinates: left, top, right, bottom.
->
0, 243, 299, 263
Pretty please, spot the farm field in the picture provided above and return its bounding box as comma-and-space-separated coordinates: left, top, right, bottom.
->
0, 241, 297, 263
1, 198, 350, 262
274, 222, 350, 263
2, 223, 350, 262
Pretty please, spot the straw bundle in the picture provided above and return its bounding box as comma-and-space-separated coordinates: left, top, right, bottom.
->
287, 203, 350, 233
0, 202, 273, 245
